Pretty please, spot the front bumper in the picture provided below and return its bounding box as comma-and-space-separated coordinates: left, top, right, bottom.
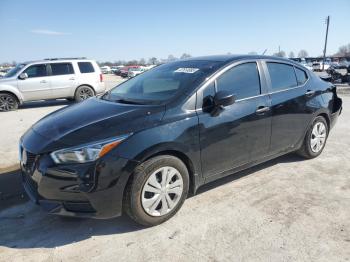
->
21, 150, 139, 219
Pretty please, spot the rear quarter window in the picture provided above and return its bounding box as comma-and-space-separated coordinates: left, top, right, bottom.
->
78, 62, 95, 73
295, 67, 308, 85
267, 62, 297, 92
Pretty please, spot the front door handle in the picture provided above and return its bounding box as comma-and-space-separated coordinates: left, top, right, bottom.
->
256, 106, 270, 114
69, 77, 75, 80
305, 90, 316, 97
40, 80, 47, 83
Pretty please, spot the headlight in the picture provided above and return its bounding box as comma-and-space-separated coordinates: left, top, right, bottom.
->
50, 135, 130, 164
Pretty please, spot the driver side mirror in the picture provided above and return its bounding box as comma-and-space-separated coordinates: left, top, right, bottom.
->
18, 73, 28, 80
213, 91, 235, 107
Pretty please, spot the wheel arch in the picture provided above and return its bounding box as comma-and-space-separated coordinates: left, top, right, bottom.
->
123, 146, 199, 200
74, 84, 96, 96
144, 150, 196, 194
295, 109, 331, 150
0, 90, 22, 104
316, 112, 330, 130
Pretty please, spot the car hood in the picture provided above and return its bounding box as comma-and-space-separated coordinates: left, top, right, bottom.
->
23, 97, 165, 153
0, 76, 16, 83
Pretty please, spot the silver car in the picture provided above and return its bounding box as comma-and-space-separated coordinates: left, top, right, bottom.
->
0, 58, 105, 111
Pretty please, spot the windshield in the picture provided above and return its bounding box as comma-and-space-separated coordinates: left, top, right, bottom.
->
104, 60, 223, 104
4, 64, 26, 78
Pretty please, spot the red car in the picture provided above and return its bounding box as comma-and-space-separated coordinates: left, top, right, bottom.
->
119, 66, 140, 78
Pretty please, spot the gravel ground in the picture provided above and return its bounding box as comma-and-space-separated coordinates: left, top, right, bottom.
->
0, 94, 349, 261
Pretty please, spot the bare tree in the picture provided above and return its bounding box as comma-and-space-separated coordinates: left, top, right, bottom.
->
148, 57, 159, 65
167, 55, 177, 62
288, 51, 295, 58
334, 43, 350, 57
180, 53, 191, 59
99, 61, 113, 66
273, 51, 286, 57
298, 50, 308, 58
138, 58, 146, 65
126, 60, 138, 66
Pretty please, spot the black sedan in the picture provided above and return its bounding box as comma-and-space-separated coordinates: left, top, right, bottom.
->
20, 55, 342, 226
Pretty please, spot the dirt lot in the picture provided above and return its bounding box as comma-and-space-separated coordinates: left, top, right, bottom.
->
0, 92, 349, 261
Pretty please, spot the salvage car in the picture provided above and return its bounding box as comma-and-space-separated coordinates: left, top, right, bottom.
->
119, 66, 139, 78
324, 64, 350, 83
128, 67, 145, 78
0, 58, 105, 111
20, 55, 342, 226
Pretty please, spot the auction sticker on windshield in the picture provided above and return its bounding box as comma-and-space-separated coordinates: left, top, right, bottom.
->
174, 68, 199, 74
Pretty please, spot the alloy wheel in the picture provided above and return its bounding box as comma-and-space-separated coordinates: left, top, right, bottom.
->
79, 87, 94, 100
0, 94, 17, 111
141, 166, 184, 217
310, 122, 327, 153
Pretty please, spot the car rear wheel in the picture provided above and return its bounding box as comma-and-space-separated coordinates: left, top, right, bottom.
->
0, 93, 18, 112
74, 85, 95, 102
124, 155, 189, 226
297, 116, 328, 159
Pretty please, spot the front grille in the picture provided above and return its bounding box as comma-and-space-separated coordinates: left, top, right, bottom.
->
25, 151, 37, 170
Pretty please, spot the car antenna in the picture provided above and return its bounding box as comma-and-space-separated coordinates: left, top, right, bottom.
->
262, 49, 268, 55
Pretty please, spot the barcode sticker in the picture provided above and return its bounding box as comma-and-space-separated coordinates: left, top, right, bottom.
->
174, 68, 199, 74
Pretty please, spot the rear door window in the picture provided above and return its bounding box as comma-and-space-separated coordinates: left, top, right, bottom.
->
78, 62, 95, 73
295, 67, 308, 85
266, 62, 297, 92
50, 63, 74, 75
24, 64, 47, 78
216, 62, 261, 100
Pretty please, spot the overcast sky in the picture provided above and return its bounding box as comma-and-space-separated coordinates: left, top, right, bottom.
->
0, 0, 349, 63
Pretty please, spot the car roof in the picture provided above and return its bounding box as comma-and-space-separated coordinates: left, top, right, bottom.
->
182, 54, 298, 65
22, 58, 95, 64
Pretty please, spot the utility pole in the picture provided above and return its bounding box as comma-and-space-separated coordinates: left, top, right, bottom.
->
322, 16, 330, 71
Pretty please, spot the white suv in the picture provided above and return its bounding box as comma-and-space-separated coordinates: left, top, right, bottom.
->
0, 58, 105, 111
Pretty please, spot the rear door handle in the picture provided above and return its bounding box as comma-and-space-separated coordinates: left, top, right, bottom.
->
305, 90, 316, 96
69, 77, 75, 80
40, 80, 47, 83
256, 106, 270, 114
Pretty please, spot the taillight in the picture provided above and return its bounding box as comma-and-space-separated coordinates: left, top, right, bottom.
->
100, 73, 103, 82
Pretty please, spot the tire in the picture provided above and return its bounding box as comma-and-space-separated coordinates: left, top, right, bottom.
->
0, 92, 19, 112
74, 85, 95, 102
124, 155, 189, 226
297, 116, 329, 159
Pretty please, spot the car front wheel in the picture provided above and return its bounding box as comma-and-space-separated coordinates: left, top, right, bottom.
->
124, 155, 189, 226
0, 93, 19, 112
